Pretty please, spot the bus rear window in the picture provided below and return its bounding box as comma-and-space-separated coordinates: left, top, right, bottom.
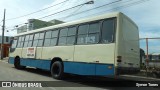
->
101, 18, 116, 43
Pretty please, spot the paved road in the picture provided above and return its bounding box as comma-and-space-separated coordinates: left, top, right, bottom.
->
0, 59, 159, 90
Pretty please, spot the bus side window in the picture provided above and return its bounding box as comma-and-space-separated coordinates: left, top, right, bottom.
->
87, 22, 100, 44
51, 30, 59, 46
33, 33, 39, 47
17, 36, 25, 48
28, 34, 34, 47
101, 18, 116, 43
21, 36, 25, 47
44, 31, 52, 46
24, 35, 29, 47
17, 37, 21, 48
67, 26, 76, 45
37, 32, 45, 47
77, 24, 88, 44
58, 28, 68, 45
11, 39, 18, 48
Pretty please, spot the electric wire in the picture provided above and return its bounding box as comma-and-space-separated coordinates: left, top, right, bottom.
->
6, 0, 150, 32
6, 0, 69, 21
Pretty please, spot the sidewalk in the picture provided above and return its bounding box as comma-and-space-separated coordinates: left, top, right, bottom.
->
0, 57, 9, 63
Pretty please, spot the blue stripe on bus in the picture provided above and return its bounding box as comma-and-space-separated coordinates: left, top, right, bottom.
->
21, 58, 51, 70
8, 57, 51, 70
64, 62, 114, 75
8, 57, 114, 76
8, 57, 14, 64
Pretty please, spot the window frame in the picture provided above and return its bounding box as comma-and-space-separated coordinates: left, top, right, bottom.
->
66, 26, 77, 45
44, 30, 52, 47
101, 17, 116, 44
11, 39, 18, 48
58, 28, 68, 46
77, 24, 89, 45
14, 17, 117, 47
32, 32, 45, 47
37, 32, 45, 47
76, 21, 101, 45
17, 36, 25, 48
51, 29, 59, 46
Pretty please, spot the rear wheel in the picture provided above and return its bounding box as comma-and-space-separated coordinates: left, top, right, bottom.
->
51, 61, 64, 79
14, 57, 25, 69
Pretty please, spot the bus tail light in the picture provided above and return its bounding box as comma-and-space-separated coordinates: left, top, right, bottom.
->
117, 56, 122, 62
108, 66, 113, 69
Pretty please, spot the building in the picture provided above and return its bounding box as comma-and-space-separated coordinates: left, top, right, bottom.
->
17, 19, 64, 34
48, 19, 64, 25
0, 36, 12, 57
17, 25, 28, 33
148, 53, 160, 60
27, 19, 54, 31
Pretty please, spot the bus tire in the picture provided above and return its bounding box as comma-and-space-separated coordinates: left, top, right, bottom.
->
51, 61, 64, 79
14, 57, 25, 69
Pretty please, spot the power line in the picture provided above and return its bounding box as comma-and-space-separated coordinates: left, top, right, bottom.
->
6, 0, 150, 32
37, 0, 94, 20
58, 0, 123, 20
6, 0, 94, 30
6, 0, 69, 21
62, 4, 85, 21
64, 0, 150, 21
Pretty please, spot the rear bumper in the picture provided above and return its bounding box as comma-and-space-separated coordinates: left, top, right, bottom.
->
116, 67, 140, 75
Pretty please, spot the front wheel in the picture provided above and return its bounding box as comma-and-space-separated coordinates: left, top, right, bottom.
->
14, 57, 25, 69
51, 61, 64, 79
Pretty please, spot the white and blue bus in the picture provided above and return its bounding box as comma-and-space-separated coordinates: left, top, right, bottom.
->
9, 12, 140, 79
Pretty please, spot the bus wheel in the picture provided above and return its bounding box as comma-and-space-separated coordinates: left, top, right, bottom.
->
14, 57, 25, 69
51, 61, 64, 79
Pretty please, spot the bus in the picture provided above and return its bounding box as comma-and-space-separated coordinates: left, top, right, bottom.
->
9, 12, 140, 79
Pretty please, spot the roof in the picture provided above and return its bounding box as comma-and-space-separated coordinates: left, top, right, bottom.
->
15, 12, 135, 36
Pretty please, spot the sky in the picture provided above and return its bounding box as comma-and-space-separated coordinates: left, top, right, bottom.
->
0, 0, 160, 53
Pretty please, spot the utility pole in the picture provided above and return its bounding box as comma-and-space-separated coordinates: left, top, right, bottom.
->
1, 9, 6, 60
145, 38, 148, 76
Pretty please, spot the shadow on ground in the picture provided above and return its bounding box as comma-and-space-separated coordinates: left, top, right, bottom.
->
11, 67, 160, 90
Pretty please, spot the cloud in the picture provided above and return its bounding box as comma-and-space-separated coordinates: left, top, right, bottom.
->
1, 0, 160, 38
139, 31, 160, 38
119, 0, 160, 38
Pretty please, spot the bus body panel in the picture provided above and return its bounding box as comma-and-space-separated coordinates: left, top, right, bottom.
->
122, 16, 139, 68
115, 13, 140, 72
74, 44, 115, 64
64, 62, 114, 75
36, 47, 43, 59
10, 48, 22, 58
41, 46, 74, 62
21, 48, 27, 58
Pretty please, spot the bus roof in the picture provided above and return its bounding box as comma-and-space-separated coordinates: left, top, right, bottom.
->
15, 12, 136, 36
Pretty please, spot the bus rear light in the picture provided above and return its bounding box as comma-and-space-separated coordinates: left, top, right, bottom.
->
108, 66, 113, 69
117, 56, 122, 62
